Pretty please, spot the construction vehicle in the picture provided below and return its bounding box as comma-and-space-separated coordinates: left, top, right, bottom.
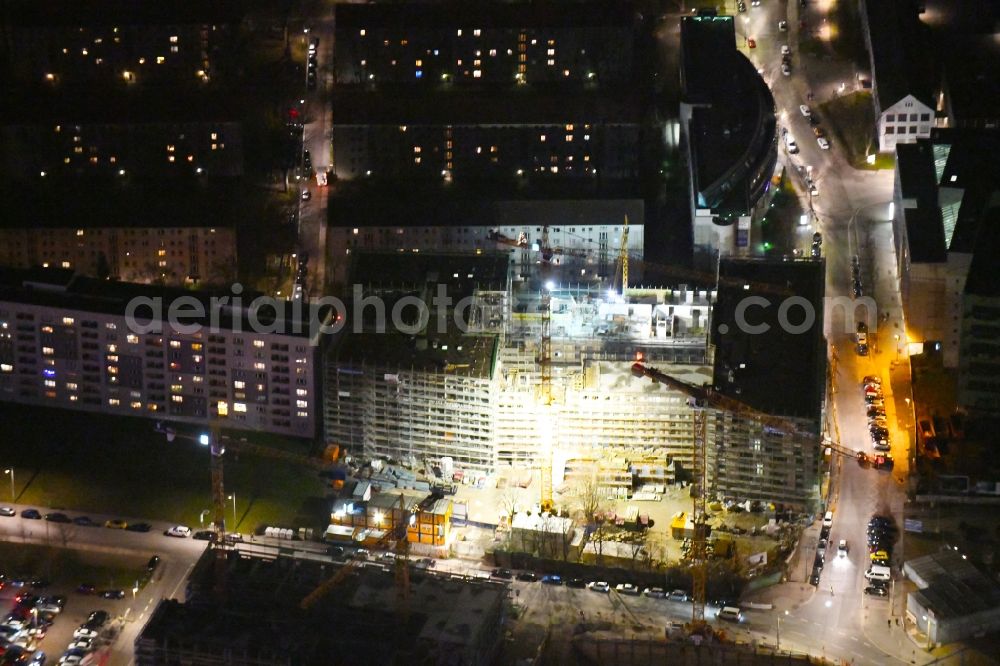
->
154, 422, 341, 594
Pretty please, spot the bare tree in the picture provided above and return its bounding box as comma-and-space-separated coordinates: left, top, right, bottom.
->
571, 471, 604, 525
498, 486, 524, 527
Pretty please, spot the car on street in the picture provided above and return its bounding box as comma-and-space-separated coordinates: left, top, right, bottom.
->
566, 577, 586, 588
808, 181, 819, 196
587, 581, 610, 593
126, 522, 151, 532
22, 509, 42, 519
0, 507, 15, 517
809, 569, 821, 585
67, 638, 93, 652
781, 63, 791, 76
164, 525, 191, 538
515, 571, 538, 582
76, 584, 96, 595
864, 585, 889, 597
147, 556, 160, 572
799, 104, 811, 117
616, 583, 641, 595
781, 44, 791, 55
864, 375, 882, 386
748, 37, 756, 48
817, 137, 831, 150
778, 20, 788, 31
73, 516, 97, 527
668, 589, 689, 602
193, 530, 215, 541
541, 575, 563, 586
28, 650, 46, 665
104, 519, 127, 529
643, 587, 667, 598
72, 627, 98, 640
100, 589, 125, 600
490, 568, 512, 579
44, 513, 71, 523
57, 650, 87, 665
86, 611, 109, 627
301, 189, 312, 201
737, 1, 746, 11
838, 540, 849, 557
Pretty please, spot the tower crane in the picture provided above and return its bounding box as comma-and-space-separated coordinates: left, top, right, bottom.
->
153, 421, 341, 595
300, 493, 417, 612
631, 362, 885, 629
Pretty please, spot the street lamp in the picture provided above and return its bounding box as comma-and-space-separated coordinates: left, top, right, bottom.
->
4, 468, 13, 501
227, 493, 237, 530
776, 609, 789, 650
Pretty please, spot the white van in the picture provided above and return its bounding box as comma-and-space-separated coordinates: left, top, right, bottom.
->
718, 606, 743, 622
822, 511, 833, 528
865, 565, 891, 582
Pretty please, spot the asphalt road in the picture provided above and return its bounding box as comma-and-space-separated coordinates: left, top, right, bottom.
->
0, 503, 207, 666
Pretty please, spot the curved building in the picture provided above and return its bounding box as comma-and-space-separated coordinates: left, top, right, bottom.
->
679, 14, 777, 263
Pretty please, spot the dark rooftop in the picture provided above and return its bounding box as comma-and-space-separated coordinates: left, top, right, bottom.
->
335, 1, 638, 31
328, 184, 644, 229
937, 35, 1000, 126
964, 206, 1000, 297
680, 15, 777, 215
904, 208, 947, 263
7, 0, 242, 27
0, 87, 243, 124
861, 0, 934, 110
711, 258, 826, 422
907, 550, 1000, 619
331, 87, 642, 125
0, 179, 243, 230
895, 141, 939, 207
349, 252, 510, 293
0, 267, 327, 337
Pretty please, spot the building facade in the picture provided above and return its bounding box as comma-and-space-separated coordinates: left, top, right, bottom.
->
0, 226, 236, 286
0, 269, 320, 438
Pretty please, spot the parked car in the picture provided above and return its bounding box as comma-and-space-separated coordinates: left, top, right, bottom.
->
541, 575, 563, 586
100, 589, 125, 600
616, 583, 641, 595
587, 581, 610, 593
44, 513, 71, 523
668, 589, 689, 602
73, 516, 97, 527
126, 522, 151, 533
799, 104, 811, 117
22, 509, 42, 520
643, 587, 667, 598
0, 507, 16, 517
87, 610, 109, 627
515, 571, 538, 582
864, 585, 889, 597
104, 519, 128, 529
838, 540, 849, 557
164, 525, 191, 538
781, 45, 791, 56
490, 568, 512, 580
778, 20, 788, 31
72, 626, 99, 640
817, 137, 831, 150
147, 556, 160, 572
193, 530, 215, 541
76, 584, 96, 595
781, 62, 792, 76
566, 577, 587, 588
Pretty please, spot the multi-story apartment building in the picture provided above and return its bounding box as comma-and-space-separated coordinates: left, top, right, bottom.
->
333, 1, 637, 87
2, 0, 241, 87
680, 14, 778, 264
958, 224, 1000, 415
325, 252, 827, 508
330, 198, 644, 285
0, 225, 236, 286
893, 130, 1000, 368
0, 268, 322, 438
1, 108, 243, 180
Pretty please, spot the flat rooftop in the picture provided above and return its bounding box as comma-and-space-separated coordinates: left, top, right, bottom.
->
348, 252, 510, 294
680, 15, 776, 215
0, 267, 326, 337
0, 88, 243, 124
906, 550, 1000, 619
331, 87, 642, 125
139, 553, 506, 664
7, 0, 242, 27
711, 258, 826, 422
332, 328, 500, 380
862, 0, 933, 110
336, 1, 638, 31
0, 179, 243, 230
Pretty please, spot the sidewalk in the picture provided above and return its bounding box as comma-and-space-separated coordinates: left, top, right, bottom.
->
741, 581, 815, 612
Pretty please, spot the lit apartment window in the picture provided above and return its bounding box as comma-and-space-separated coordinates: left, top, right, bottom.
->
296, 400, 308, 408
473, 29, 481, 37
107, 344, 117, 352
169, 340, 181, 348
297, 411, 309, 418
106, 323, 117, 330
192, 343, 203, 351
42, 347, 54, 356
130, 401, 142, 409
254, 362, 266, 370
69, 395, 78, 402
171, 384, 183, 392
547, 59, 555, 66
106, 366, 118, 375
233, 380, 245, 389
540, 134, 546, 142
44, 380, 56, 388
66, 383, 78, 390
192, 376, 203, 383
296, 388, 308, 396
62, 317, 74, 325
108, 398, 120, 406
756, 463, 764, 476
41, 326, 54, 333
169, 35, 178, 43
107, 355, 118, 362
473, 69, 481, 78
157, 249, 166, 257
360, 29, 366, 36
253, 340, 265, 348
171, 395, 183, 403
126, 334, 139, 344
0, 364, 12, 373
234, 402, 247, 413
216, 402, 228, 416
76, 229, 84, 236
547, 49, 555, 56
